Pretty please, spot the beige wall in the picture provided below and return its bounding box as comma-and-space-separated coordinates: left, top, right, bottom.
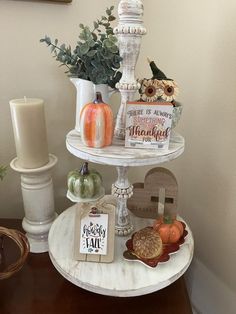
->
1, 0, 236, 312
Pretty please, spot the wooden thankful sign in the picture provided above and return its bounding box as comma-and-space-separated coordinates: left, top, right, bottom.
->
125, 102, 173, 149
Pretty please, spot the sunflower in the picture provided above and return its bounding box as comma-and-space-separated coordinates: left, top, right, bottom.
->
161, 80, 179, 102
139, 79, 164, 102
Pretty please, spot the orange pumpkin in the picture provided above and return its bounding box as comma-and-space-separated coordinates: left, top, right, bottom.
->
153, 216, 184, 244
80, 92, 113, 148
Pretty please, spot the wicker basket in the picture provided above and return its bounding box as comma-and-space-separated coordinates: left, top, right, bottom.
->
0, 226, 30, 280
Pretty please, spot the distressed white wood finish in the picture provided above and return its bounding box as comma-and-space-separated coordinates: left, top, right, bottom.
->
114, 0, 146, 139
66, 129, 184, 235
48, 199, 194, 297
66, 130, 184, 167
10, 154, 58, 253
112, 166, 134, 235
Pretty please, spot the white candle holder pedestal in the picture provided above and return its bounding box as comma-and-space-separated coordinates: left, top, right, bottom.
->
10, 154, 58, 253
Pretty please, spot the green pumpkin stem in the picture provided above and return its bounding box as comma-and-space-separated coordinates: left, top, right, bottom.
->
94, 92, 103, 104
163, 215, 173, 224
80, 162, 89, 176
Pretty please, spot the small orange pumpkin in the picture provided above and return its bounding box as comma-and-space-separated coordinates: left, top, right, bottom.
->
153, 216, 184, 244
80, 92, 113, 148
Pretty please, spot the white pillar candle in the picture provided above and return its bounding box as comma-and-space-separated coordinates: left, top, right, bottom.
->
10, 98, 49, 169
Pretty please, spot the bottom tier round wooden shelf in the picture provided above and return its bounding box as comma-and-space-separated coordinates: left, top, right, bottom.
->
48, 202, 194, 297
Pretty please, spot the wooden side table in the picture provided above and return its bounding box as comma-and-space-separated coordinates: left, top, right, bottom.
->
0, 219, 192, 314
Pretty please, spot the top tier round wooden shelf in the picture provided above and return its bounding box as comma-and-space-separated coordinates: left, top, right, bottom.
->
66, 130, 185, 167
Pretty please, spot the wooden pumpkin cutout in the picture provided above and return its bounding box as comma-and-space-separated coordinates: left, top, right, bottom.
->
128, 167, 178, 219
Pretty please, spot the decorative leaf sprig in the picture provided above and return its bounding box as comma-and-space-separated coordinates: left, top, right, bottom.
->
0, 165, 7, 181
40, 6, 122, 88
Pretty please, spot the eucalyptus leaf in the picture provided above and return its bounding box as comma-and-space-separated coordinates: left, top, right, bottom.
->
109, 35, 117, 43
60, 44, 66, 51
106, 28, 113, 35
79, 32, 86, 40
106, 9, 112, 16
87, 50, 97, 57
99, 34, 106, 41
88, 40, 96, 47
108, 16, 116, 22
103, 39, 113, 48
109, 45, 118, 53
80, 43, 90, 55
103, 23, 110, 28
92, 33, 98, 41
45, 36, 51, 44
93, 21, 99, 29
114, 55, 122, 62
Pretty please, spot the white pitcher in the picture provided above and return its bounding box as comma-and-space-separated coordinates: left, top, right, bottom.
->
70, 78, 117, 133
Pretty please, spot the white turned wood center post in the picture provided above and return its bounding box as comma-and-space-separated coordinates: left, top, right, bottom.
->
114, 0, 146, 139
10, 154, 58, 253
112, 0, 146, 234
112, 166, 134, 235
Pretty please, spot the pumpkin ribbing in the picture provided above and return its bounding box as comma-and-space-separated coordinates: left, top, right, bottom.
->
80, 92, 113, 148
67, 163, 102, 199
153, 216, 184, 244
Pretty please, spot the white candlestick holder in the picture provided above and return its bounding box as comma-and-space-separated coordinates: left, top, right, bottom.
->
10, 154, 58, 253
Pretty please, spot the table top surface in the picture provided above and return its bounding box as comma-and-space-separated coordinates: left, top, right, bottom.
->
48, 200, 194, 297
66, 129, 185, 166
0, 219, 193, 314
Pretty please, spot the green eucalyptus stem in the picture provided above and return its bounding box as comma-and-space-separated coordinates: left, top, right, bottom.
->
50, 43, 75, 70
40, 5, 122, 88
52, 44, 76, 63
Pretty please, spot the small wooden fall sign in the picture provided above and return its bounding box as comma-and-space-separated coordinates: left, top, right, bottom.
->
74, 201, 115, 263
80, 211, 108, 255
125, 102, 173, 149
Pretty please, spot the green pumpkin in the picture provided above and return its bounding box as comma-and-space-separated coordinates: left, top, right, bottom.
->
67, 162, 102, 199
